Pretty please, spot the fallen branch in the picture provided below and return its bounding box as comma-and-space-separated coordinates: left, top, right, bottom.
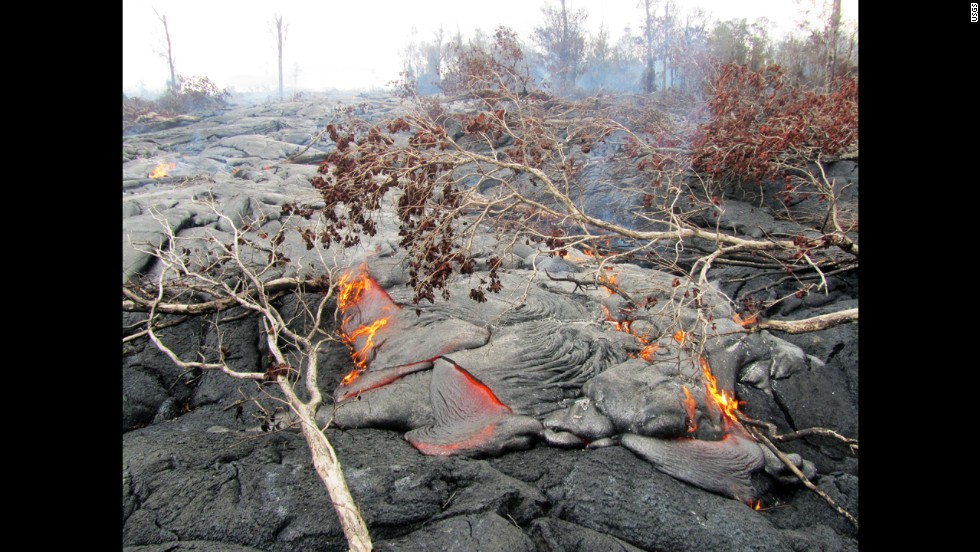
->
122, 314, 189, 344
123, 277, 329, 315
284, 121, 335, 163
754, 308, 858, 334
745, 425, 859, 532
736, 411, 858, 455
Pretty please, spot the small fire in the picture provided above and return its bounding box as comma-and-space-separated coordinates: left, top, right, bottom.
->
700, 356, 742, 427
639, 343, 659, 361
600, 271, 660, 363
148, 162, 176, 179
336, 263, 397, 371
337, 265, 373, 312
565, 246, 606, 264
341, 368, 362, 386
752, 500, 762, 511
681, 385, 697, 433
733, 312, 759, 327
673, 330, 686, 344
345, 317, 388, 369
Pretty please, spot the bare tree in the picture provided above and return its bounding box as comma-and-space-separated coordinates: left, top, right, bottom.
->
661, 1, 671, 92
122, 203, 373, 551
153, 8, 178, 92
825, 0, 842, 89
787, 0, 855, 89
640, 0, 658, 93
533, 0, 589, 93
272, 14, 287, 101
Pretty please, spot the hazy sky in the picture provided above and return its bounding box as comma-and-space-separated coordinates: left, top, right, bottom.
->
123, 0, 857, 96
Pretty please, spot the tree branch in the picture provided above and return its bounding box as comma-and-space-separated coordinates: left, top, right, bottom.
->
755, 308, 858, 334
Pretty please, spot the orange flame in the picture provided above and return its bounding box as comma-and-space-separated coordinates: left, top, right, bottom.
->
345, 317, 388, 368
639, 343, 659, 361
752, 500, 762, 511
673, 330, 686, 344
600, 270, 660, 363
700, 356, 741, 427
341, 369, 362, 386
336, 263, 396, 371
148, 162, 176, 179
733, 312, 759, 327
337, 268, 370, 312
681, 385, 697, 433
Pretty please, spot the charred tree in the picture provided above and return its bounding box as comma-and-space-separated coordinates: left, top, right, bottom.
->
273, 14, 286, 101
662, 2, 669, 92
825, 0, 842, 89
641, 0, 658, 94
533, 0, 588, 94
154, 9, 178, 92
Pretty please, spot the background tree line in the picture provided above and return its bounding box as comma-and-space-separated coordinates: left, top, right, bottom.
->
400, 0, 856, 98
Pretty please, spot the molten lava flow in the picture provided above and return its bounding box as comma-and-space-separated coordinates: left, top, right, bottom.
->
455, 362, 510, 411
411, 424, 497, 456
148, 162, 176, 179
700, 356, 742, 428
681, 385, 697, 433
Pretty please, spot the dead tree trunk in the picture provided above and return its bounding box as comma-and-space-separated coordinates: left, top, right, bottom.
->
155, 10, 178, 92
662, 2, 669, 92
643, 0, 657, 94
274, 14, 285, 101
825, 0, 842, 90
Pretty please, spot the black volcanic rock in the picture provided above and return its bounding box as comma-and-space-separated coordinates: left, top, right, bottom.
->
374, 513, 536, 552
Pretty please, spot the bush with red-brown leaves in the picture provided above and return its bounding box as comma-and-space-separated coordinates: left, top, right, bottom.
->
690, 64, 857, 187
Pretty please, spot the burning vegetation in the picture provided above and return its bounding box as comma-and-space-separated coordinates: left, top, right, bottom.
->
148, 162, 176, 179
335, 263, 399, 383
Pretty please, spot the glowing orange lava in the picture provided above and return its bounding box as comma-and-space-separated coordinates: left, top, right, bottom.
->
673, 330, 686, 344
681, 385, 697, 433
148, 162, 176, 179
700, 356, 742, 427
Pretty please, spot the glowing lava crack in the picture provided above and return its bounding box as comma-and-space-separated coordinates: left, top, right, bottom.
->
404, 358, 541, 457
